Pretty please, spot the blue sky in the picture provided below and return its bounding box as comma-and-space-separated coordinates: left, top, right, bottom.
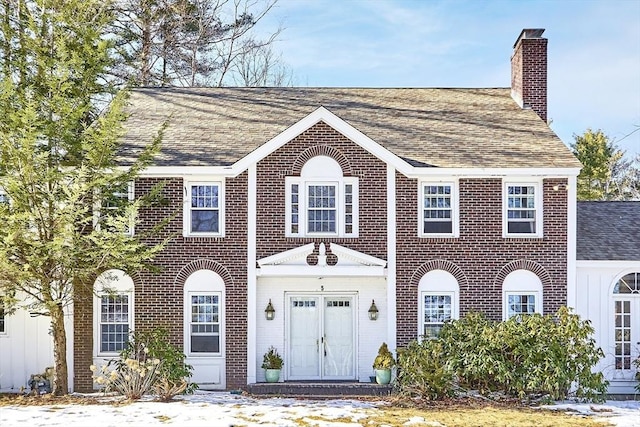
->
260, 0, 640, 158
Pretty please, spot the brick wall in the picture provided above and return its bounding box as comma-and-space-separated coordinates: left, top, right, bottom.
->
255, 121, 388, 260
395, 175, 568, 347
73, 173, 249, 391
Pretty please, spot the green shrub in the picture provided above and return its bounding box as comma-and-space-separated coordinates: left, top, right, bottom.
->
395, 339, 455, 400
436, 307, 608, 402
92, 328, 197, 401
372, 342, 395, 370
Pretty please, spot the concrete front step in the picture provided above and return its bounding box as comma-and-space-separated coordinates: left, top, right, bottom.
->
246, 382, 393, 397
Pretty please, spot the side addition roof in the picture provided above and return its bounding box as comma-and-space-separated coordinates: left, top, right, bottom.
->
118, 87, 581, 170
577, 201, 640, 261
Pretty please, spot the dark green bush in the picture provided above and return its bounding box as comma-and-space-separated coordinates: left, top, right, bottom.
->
396, 307, 608, 402
395, 338, 455, 400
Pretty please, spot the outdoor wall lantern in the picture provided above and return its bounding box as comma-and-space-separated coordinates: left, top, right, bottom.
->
368, 300, 379, 321
265, 299, 276, 321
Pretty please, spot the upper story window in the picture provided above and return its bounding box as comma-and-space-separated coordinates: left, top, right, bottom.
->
184, 180, 225, 237
93, 269, 134, 356
419, 182, 458, 237
95, 182, 134, 235
503, 181, 542, 237
286, 156, 358, 237
502, 269, 543, 320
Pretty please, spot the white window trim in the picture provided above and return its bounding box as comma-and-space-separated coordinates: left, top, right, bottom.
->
93, 270, 135, 357
93, 182, 135, 236
417, 270, 460, 340
183, 270, 226, 358
285, 176, 359, 238
502, 270, 543, 320
502, 179, 543, 238
183, 179, 225, 237
503, 291, 542, 320
418, 180, 459, 238
420, 291, 456, 339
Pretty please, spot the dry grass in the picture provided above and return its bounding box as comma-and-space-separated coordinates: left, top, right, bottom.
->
359, 406, 609, 427
0, 393, 612, 426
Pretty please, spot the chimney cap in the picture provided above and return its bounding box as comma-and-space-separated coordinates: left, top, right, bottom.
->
513, 28, 546, 47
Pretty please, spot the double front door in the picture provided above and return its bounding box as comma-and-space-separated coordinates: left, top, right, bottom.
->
287, 294, 356, 380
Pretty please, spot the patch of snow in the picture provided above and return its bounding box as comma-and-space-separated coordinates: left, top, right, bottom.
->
0, 392, 637, 427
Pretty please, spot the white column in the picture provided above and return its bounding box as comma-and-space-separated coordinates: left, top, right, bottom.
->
566, 174, 578, 310
246, 164, 257, 384
386, 165, 397, 353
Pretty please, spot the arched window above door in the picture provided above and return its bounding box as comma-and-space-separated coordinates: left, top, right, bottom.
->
613, 272, 640, 294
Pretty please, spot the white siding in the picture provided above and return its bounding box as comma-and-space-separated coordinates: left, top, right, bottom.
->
0, 296, 73, 392
576, 261, 640, 395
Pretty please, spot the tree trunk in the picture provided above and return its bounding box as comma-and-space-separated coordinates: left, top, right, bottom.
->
50, 302, 69, 395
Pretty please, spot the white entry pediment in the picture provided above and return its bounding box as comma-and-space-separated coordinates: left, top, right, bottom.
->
257, 242, 386, 277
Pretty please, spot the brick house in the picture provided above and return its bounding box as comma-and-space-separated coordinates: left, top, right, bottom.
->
1, 28, 637, 395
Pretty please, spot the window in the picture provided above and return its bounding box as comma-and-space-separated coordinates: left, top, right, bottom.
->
99, 295, 130, 352
504, 182, 542, 237
95, 182, 134, 235
613, 272, 639, 372
93, 269, 134, 356
502, 270, 543, 320
184, 181, 224, 236
184, 270, 225, 356
286, 156, 358, 237
0, 302, 5, 334
189, 294, 221, 353
420, 182, 458, 236
418, 270, 459, 339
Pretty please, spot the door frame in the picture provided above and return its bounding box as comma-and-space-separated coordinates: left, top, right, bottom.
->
610, 295, 640, 381
284, 292, 358, 381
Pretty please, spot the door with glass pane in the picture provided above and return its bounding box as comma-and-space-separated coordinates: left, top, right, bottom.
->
287, 294, 356, 380
612, 272, 640, 381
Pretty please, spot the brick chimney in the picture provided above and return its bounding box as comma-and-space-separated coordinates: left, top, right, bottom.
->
511, 28, 547, 122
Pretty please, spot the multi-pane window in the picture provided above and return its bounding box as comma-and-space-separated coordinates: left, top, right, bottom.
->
188, 183, 221, 235
614, 300, 632, 370
291, 184, 300, 234
422, 294, 452, 339
0, 303, 5, 334
100, 295, 130, 353
506, 294, 537, 319
307, 184, 337, 233
613, 272, 639, 371
422, 184, 453, 235
506, 184, 538, 235
96, 182, 133, 234
189, 294, 220, 353
286, 179, 358, 237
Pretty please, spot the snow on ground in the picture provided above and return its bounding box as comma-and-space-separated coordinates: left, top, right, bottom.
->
0, 391, 638, 427
542, 400, 640, 427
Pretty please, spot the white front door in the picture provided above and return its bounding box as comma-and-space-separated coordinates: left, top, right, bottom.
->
287, 294, 356, 380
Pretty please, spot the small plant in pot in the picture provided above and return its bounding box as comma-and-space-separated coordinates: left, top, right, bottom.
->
262, 346, 284, 383
372, 342, 395, 385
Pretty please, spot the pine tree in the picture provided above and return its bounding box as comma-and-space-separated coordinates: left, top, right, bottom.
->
0, 0, 165, 395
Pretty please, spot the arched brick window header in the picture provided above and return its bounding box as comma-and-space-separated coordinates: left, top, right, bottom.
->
173, 259, 233, 291
291, 144, 353, 176
494, 259, 552, 289
410, 259, 468, 289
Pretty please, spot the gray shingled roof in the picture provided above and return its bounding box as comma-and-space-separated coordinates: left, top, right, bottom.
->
577, 201, 640, 260
119, 87, 581, 169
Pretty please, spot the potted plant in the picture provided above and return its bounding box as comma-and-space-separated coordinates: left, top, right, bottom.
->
372, 342, 395, 385
262, 346, 284, 383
